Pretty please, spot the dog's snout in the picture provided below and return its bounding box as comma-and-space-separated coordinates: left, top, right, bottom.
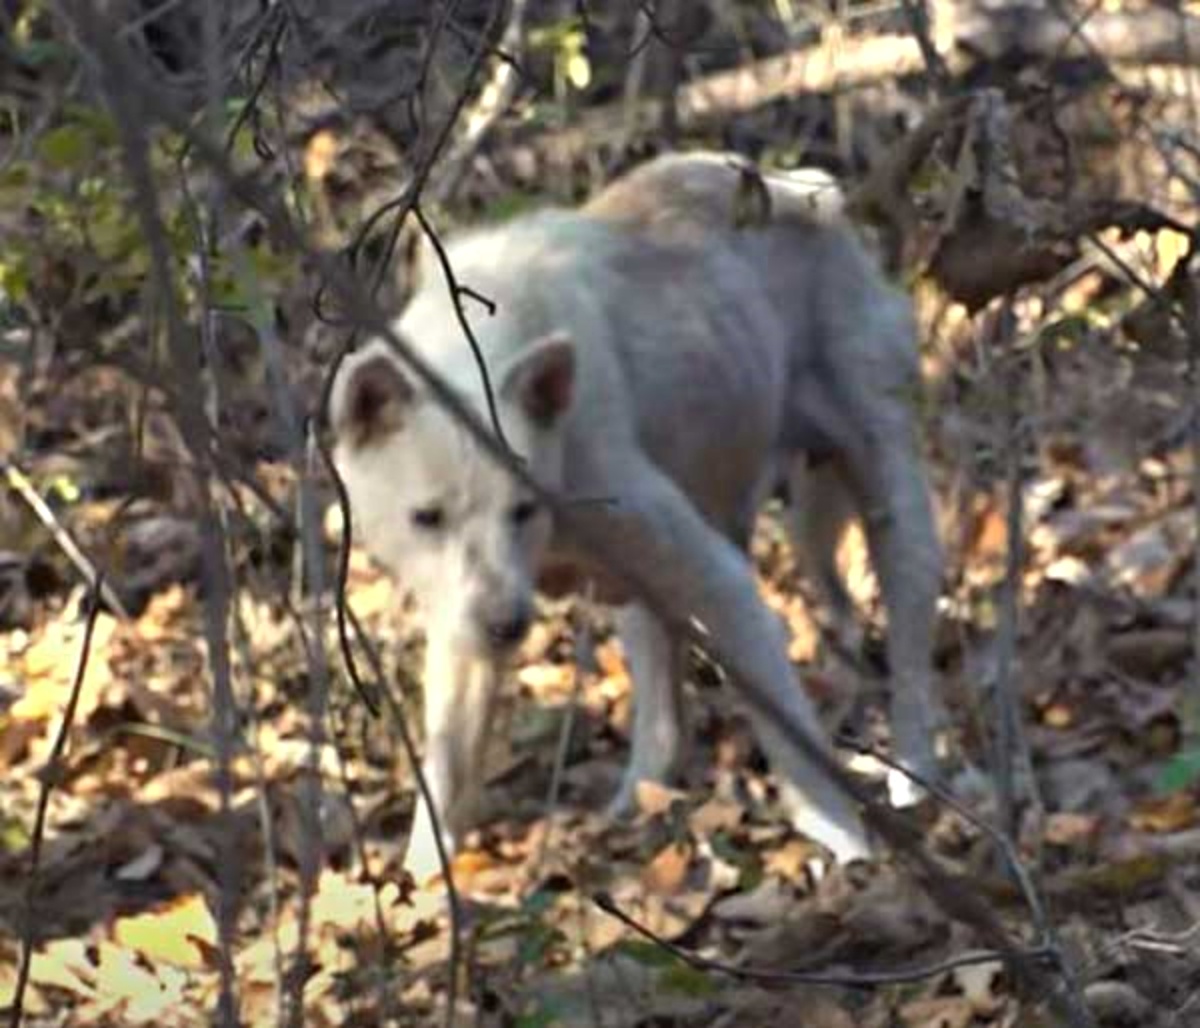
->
486, 608, 532, 648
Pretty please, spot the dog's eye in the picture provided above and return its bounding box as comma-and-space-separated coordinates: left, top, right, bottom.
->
411, 505, 445, 530
510, 499, 540, 525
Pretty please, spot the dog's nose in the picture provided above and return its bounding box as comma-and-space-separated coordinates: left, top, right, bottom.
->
486, 610, 531, 648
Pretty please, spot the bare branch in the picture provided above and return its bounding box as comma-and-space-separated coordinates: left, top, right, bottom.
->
2, 460, 132, 621
9, 580, 104, 1028
592, 891, 1054, 988
61, 3, 244, 1017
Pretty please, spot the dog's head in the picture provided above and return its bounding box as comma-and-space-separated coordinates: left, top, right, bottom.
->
329, 334, 574, 658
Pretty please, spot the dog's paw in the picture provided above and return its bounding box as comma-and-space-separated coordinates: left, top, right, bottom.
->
779, 784, 873, 865
404, 806, 457, 887
886, 763, 934, 809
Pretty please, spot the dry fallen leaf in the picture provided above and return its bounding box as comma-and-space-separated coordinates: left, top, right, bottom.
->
112, 893, 218, 970
447, 846, 515, 896
968, 500, 1008, 572
634, 779, 686, 817
1043, 811, 1100, 847
1041, 699, 1075, 729
311, 869, 402, 932
1106, 514, 1190, 599
131, 584, 190, 642
1128, 791, 1199, 834
594, 638, 628, 680
304, 128, 339, 183
93, 940, 186, 1023
641, 840, 692, 895
899, 996, 975, 1028
687, 795, 743, 836
12, 611, 117, 724
762, 837, 821, 880
26, 938, 97, 998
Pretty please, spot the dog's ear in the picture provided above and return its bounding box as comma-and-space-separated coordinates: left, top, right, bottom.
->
329, 342, 414, 449
501, 333, 576, 427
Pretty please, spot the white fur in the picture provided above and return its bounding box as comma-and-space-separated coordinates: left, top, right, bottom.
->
331, 152, 942, 878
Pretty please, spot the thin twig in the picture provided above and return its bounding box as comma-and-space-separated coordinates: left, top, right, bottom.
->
592, 891, 1055, 988
229, 605, 287, 1028
991, 298, 1026, 844
837, 732, 1050, 936
1181, 250, 1200, 763
531, 585, 596, 878
328, 703, 396, 1024
314, 0, 511, 468
242, 260, 336, 1026
412, 202, 512, 453
9, 580, 105, 1028
2, 461, 131, 621
899, 0, 951, 92
430, 0, 531, 206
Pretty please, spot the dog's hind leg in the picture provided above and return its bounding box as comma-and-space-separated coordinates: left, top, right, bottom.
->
784, 455, 863, 655
789, 305, 943, 807
587, 455, 869, 862
608, 602, 687, 817
850, 437, 942, 807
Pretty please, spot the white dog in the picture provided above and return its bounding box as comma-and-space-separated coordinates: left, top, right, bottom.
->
330, 152, 942, 876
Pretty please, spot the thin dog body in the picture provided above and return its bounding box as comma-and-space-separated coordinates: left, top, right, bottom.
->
330, 152, 942, 876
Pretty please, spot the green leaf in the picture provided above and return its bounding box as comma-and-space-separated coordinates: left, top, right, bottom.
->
515, 997, 568, 1028
16, 40, 71, 69
0, 805, 30, 852
0, 258, 31, 303
38, 123, 90, 171
520, 889, 556, 917
48, 473, 81, 504
615, 939, 676, 968
660, 962, 718, 997
1157, 748, 1200, 793
65, 105, 119, 148
560, 30, 590, 91
565, 49, 591, 90
0, 164, 31, 191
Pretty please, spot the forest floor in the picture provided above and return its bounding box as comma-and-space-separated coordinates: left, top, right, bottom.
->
3, 223, 1200, 1027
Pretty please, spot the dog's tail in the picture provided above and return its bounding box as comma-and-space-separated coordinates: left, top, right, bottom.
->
584, 151, 845, 238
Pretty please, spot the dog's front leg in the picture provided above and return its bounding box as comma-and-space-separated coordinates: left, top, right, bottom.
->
589, 457, 870, 862
608, 602, 687, 816
404, 632, 502, 881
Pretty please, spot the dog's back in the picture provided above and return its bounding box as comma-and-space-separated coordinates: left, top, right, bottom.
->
583, 151, 845, 237
585, 152, 921, 465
